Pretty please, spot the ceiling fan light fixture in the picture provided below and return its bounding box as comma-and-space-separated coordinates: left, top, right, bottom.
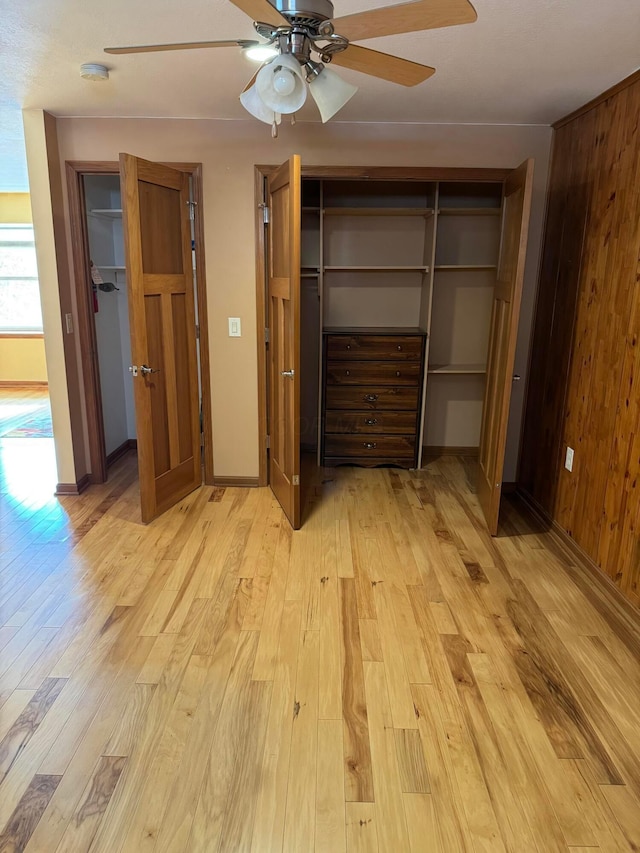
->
308, 64, 358, 122
240, 81, 282, 125
243, 42, 279, 62
256, 53, 307, 114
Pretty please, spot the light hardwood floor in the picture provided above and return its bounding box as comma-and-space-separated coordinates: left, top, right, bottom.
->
1, 405, 640, 851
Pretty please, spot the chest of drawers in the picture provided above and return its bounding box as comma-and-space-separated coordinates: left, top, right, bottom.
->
321, 329, 426, 468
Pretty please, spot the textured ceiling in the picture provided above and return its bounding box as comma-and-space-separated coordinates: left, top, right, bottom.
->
1, 0, 639, 190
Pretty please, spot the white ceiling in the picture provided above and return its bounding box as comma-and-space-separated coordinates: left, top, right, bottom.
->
1, 0, 639, 191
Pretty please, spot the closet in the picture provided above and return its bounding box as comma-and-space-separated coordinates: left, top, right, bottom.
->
83, 175, 136, 463
298, 177, 504, 469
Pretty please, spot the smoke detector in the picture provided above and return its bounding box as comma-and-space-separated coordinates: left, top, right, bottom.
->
80, 63, 109, 81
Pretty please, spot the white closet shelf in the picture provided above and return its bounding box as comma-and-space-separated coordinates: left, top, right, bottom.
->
437, 208, 501, 216
434, 264, 497, 271
323, 207, 434, 217
324, 265, 430, 272
89, 209, 123, 218
95, 264, 126, 271
301, 272, 320, 278
428, 363, 487, 375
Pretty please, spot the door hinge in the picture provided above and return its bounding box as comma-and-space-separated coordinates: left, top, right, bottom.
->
265, 327, 270, 345
293, 474, 300, 486
266, 434, 271, 449
196, 324, 200, 340
259, 203, 270, 224
186, 200, 197, 221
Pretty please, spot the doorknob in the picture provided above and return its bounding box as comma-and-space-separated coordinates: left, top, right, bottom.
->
128, 365, 138, 377
281, 369, 295, 379
512, 374, 521, 381
140, 364, 160, 375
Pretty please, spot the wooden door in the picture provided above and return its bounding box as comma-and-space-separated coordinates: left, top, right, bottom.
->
267, 156, 302, 529
478, 159, 534, 534
120, 154, 201, 522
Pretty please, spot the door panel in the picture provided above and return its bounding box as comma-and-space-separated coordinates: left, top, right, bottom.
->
478, 159, 534, 534
120, 154, 201, 522
268, 156, 302, 529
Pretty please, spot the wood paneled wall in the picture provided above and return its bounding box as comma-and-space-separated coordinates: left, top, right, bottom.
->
520, 72, 640, 608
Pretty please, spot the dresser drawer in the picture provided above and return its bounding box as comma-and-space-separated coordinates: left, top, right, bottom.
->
325, 410, 416, 435
326, 335, 423, 361
325, 385, 419, 411
325, 361, 421, 386
324, 434, 416, 459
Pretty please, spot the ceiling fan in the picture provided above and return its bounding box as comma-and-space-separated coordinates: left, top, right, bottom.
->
105, 0, 478, 133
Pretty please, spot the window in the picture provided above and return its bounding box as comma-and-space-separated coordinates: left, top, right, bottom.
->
0, 224, 43, 333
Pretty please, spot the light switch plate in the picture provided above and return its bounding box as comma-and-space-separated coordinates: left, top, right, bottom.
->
228, 317, 241, 337
565, 446, 574, 472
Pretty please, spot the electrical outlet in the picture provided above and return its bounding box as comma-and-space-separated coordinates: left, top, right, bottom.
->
565, 446, 574, 472
228, 317, 241, 337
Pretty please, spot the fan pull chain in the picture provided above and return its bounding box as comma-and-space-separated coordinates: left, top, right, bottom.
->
291, 113, 296, 125
272, 120, 278, 138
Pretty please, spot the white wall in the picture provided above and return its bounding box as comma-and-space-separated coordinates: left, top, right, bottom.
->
45, 116, 552, 482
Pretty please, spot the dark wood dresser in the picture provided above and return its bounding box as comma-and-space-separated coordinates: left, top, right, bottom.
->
321, 328, 427, 468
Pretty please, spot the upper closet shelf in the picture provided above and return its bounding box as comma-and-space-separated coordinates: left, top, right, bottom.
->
323, 207, 434, 217
437, 208, 501, 216
434, 264, 497, 271
324, 265, 430, 272
89, 208, 123, 218
95, 264, 126, 271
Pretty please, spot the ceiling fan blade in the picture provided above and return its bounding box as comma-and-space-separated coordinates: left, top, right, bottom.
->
227, 0, 289, 27
330, 45, 435, 87
104, 39, 256, 55
332, 0, 477, 42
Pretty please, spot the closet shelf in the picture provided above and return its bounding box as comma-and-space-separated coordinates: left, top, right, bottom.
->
324, 265, 430, 272
95, 264, 126, 271
434, 264, 497, 271
303, 207, 321, 212
437, 208, 501, 216
301, 272, 320, 279
89, 209, 123, 218
428, 363, 487, 375
323, 207, 434, 217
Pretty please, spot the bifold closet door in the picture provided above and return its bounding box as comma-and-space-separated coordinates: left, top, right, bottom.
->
267, 156, 302, 529
478, 159, 534, 534
119, 153, 201, 523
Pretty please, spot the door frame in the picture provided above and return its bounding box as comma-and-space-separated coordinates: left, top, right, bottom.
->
66, 160, 214, 486
254, 164, 511, 487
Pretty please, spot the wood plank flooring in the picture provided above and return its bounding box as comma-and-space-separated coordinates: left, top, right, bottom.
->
1, 406, 640, 850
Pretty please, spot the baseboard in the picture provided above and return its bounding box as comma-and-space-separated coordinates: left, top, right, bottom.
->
0, 380, 49, 387
106, 438, 137, 468
213, 476, 260, 488
55, 474, 91, 496
423, 445, 479, 457
515, 487, 640, 652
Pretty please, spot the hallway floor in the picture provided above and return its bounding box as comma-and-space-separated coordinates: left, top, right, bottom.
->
1, 444, 640, 851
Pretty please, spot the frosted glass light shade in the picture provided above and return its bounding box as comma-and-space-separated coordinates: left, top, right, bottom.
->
240, 83, 282, 125
309, 66, 358, 122
257, 54, 307, 114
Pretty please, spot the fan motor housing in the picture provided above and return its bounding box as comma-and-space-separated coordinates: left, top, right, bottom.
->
273, 0, 334, 24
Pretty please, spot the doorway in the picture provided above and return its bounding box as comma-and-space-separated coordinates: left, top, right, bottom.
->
66, 160, 214, 490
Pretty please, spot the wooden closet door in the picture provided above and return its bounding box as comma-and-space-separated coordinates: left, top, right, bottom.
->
268, 156, 302, 529
478, 159, 534, 534
120, 153, 201, 522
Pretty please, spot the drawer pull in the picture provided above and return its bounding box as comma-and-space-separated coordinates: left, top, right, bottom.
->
346, 344, 351, 350
363, 393, 379, 402
365, 418, 378, 426
397, 345, 402, 351
396, 370, 401, 377
346, 370, 350, 376
363, 442, 377, 450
